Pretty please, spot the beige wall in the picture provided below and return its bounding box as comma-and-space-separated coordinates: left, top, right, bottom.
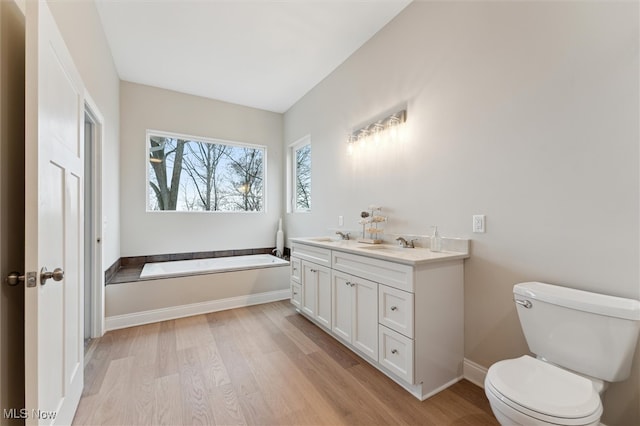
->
119, 81, 284, 257
283, 2, 639, 424
48, 0, 120, 269
0, 0, 25, 421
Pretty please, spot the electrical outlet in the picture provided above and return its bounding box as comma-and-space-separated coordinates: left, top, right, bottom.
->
338, 215, 344, 227
473, 215, 485, 233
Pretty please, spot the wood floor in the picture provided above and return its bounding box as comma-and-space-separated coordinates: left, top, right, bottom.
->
74, 300, 498, 425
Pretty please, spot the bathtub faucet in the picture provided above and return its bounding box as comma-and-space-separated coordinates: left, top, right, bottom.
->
336, 231, 350, 240
272, 248, 283, 258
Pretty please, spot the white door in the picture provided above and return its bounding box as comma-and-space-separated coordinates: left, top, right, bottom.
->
24, 1, 85, 425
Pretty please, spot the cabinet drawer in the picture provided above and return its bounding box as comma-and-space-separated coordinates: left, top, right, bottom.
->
291, 243, 331, 267
379, 284, 414, 338
332, 250, 413, 292
290, 257, 301, 282
379, 325, 414, 384
290, 281, 301, 309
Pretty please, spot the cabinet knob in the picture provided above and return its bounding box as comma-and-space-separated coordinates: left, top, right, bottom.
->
391, 349, 398, 355
390, 306, 398, 311
293, 291, 298, 295
310, 268, 317, 273
345, 281, 351, 286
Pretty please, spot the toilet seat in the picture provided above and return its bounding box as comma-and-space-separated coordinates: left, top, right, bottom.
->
486, 355, 602, 425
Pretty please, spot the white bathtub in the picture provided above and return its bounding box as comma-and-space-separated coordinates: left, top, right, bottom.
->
140, 254, 289, 279
106, 254, 291, 330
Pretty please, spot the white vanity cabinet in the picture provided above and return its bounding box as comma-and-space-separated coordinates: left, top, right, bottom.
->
331, 269, 378, 362
291, 243, 332, 330
289, 238, 466, 401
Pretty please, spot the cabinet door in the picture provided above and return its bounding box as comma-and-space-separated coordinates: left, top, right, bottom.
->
301, 261, 317, 317
353, 277, 378, 362
331, 270, 352, 342
315, 264, 331, 329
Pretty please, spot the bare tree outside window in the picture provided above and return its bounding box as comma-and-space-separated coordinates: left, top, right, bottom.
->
226, 147, 264, 211
294, 142, 311, 211
182, 141, 230, 211
147, 131, 265, 212
148, 136, 186, 210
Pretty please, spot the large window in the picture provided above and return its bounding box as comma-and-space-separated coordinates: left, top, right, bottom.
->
147, 130, 265, 212
291, 136, 311, 212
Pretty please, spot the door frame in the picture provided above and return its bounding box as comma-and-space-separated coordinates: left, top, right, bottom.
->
84, 92, 104, 338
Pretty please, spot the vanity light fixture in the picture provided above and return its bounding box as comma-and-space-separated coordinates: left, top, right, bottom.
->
346, 109, 406, 154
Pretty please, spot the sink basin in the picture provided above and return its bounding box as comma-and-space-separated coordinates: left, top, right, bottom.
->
308, 237, 338, 243
358, 245, 406, 252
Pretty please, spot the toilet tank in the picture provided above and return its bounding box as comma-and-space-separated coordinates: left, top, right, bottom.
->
514, 282, 640, 382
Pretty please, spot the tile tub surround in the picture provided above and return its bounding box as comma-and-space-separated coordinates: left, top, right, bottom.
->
106, 247, 290, 284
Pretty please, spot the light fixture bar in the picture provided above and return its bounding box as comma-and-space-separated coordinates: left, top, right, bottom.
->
346, 109, 406, 149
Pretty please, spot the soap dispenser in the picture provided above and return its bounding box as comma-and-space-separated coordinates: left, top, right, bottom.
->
430, 226, 442, 252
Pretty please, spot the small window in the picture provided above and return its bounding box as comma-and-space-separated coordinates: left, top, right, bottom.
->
291, 136, 311, 212
147, 130, 265, 212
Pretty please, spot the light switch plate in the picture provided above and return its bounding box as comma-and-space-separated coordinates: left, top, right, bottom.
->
473, 215, 485, 233
338, 215, 344, 227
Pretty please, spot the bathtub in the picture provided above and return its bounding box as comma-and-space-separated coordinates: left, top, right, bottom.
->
106, 254, 291, 331
140, 253, 289, 279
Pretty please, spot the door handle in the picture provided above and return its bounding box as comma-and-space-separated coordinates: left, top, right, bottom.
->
5, 271, 37, 287
6, 272, 24, 286
40, 267, 64, 285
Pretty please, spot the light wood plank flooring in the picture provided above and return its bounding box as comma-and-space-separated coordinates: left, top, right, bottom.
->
74, 301, 498, 425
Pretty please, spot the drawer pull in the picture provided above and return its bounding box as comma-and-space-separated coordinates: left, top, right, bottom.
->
310, 268, 317, 273
390, 306, 398, 311
391, 349, 398, 355
293, 292, 298, 295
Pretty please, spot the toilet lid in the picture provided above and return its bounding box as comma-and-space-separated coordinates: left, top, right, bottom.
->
487, 355, 601, 420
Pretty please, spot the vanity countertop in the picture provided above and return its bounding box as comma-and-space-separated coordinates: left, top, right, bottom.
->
290, 237, 469, 266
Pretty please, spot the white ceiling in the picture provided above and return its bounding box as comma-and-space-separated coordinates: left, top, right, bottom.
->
95, 0, 412, 113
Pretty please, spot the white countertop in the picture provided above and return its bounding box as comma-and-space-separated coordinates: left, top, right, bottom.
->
290, 237, 469, 266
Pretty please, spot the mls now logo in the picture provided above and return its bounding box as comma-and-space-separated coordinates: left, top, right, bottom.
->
3, 408, 57, 420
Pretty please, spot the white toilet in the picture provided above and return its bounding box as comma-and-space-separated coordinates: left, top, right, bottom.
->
485, 282, 640, 426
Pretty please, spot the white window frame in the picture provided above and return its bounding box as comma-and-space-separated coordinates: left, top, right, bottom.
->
146, 129, 268, 213
288, 135, 311, 213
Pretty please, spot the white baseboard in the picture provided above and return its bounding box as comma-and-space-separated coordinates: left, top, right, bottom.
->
463, 358, 488, 388
105, 289, 290, 331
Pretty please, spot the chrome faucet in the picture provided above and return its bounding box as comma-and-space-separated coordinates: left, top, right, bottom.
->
396, 237, 415, 248
336, 231, 350, 240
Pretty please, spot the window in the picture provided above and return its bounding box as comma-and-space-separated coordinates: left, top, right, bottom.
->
291, 136, 311, 212
147, 130, 265, 212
